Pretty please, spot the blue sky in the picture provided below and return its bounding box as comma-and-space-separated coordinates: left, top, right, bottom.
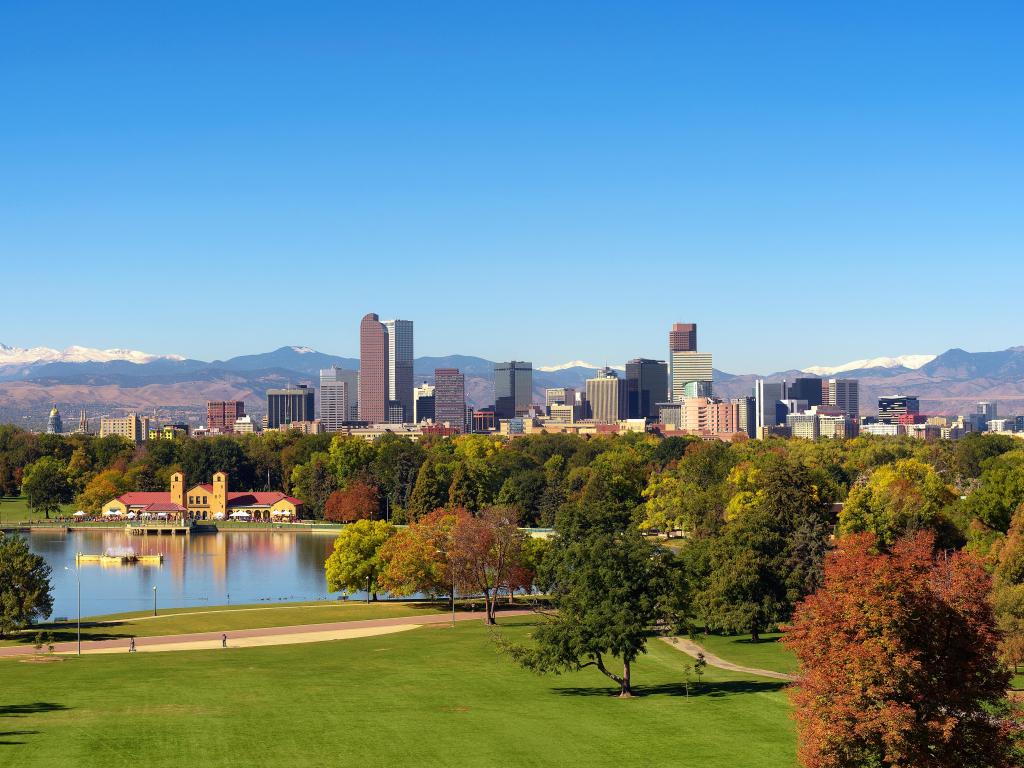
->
2, 2, 1022, 373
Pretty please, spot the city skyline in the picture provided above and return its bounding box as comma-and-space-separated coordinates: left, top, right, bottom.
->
4, 4, 1023, 371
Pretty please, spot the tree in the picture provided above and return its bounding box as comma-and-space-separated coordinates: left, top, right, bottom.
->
290, 452, 338, 518
838, 458, 958, 546
76, 468, 131, 514
21, 456, 72, 519
407, 459, 451, 520
324, 519, 395, 600
994, 504, 1024, 671
783, 532, 1021, 768
505, 523, 669, 697
0, 533, 53, 637
963, 450, 1024, 533
450, 506, 525, 624
323, 480, 380, 523
378, 508, 468, 599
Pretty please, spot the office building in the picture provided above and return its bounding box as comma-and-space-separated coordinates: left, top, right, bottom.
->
99, 412, 150, 443
266, 385, 316, 429
494, 361, 533, 419
586, 368, 627, 424
233, 415, 258, 434
670, 351, 713, 402
46, 405, 62, 434
625, 358, 668, 419
878, 395, 920, 424
977, 402, 998, 425
413, 383, 435, 423
383, 319, 414, 422
680, 397, 740, 436
733, 396, 756, 438
786, 412, 819, 440
788, 378, 823, 409
320, 366, 358, 432
359, 313, 389, 423
548, 404, 577, 424
545, 387, 576, 408
825, 379, 860, 420
207, 401, 245, 434
669, 322, 697, 353
434, 368, 466, 431
754, 380, 788, 435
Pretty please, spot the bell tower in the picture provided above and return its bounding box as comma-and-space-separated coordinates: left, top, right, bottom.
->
170, 472, 184, 508
212, 471, 228, 517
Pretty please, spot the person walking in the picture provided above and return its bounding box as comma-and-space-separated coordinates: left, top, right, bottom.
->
221, 633, 228, 648
128, 637, 136, 653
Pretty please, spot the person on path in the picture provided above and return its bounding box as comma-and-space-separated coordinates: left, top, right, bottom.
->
221, 633, 228, 648
128, 637, 136, 653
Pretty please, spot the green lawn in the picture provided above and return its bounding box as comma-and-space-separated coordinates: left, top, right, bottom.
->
0, 617, 795, 768
1013, 673, 1024, 691
696, 632, 800, 675
1, 601, 459, 646
0, 496, 76, 525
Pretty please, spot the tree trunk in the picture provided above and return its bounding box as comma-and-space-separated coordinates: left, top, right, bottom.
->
619, 659, 632, 698
484, 590, 496, 625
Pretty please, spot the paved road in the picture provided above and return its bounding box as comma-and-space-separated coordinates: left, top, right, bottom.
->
660, 636, 797, 681
0, 609, 534, 658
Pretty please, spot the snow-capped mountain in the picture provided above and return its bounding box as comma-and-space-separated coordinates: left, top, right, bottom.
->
801, 354, 936, 377
537, 361, 625, 372
0, 343, 185, 366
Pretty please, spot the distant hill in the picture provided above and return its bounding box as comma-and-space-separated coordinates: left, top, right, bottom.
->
2, 344, 1023, 428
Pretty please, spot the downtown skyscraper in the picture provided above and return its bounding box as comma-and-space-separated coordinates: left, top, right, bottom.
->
383, 319, 414, 423
359, 313, 389, 423
669, 321, 712, 402
434, 368, 466, 431
494, 361, 533, 419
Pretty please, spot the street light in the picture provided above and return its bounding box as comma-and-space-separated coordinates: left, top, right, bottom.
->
152, 585, 157, 616
365, 575, 370, 605
64, 563, 81, 656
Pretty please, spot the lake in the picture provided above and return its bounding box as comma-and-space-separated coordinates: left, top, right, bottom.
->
26, 529, 347, 619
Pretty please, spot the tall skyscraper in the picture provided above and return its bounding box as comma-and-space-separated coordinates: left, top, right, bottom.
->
207, 401, 245, 433
320, 366, 358, 431
670, 352, 713, 402
359, 313, 388, 423
413, 382, 435, 423
434, 368, 466, 431
669, 322, 697, 353
826, 379, 860, 420
586, 368, 627, 424
733, 396, 756, 438
754, 380, 788, 436
383, 319, 414, 422
625, 358, 668, 419
494, 361, 533, 419
788, 378, 824, 409
266, 385, 316, 429
46, 405, 62, 434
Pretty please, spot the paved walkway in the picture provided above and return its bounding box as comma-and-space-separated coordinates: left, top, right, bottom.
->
660, 636, 797, 682
0, 610, 533, 658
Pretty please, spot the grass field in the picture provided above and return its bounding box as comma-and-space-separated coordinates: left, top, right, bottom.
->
0, 616, 795, 768
1013, 673, 1024, 691
0, 496, 76, 524
696, 632, 799, 675
0, 601, 455, 647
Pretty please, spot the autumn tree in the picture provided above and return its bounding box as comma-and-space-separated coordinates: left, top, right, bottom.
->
289, 452, 338, 518
784, 532, 1021, 768
994, 504, 1024, 671
450, 505, 526, 624
324, 519, 395, 600
378, 507, 468, 601
323, 480, 380, 523
76, 468, 132, 514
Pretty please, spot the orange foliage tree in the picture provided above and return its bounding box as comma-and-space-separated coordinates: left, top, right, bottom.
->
450, 505, 527, 625
323, 480, 380, 523
378, 507, 469, 600
783, 531, 1021, 768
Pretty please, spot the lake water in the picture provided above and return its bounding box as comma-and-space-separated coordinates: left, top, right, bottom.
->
26, 529, 347, 620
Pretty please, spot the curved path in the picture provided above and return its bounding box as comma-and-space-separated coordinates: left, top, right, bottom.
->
0, 610, 533, 658
660, 636, 797, 682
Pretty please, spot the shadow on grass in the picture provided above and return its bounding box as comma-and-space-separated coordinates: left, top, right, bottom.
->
553, 680, 787, 698
0, 703, 69, 747
10, 622, 129, 645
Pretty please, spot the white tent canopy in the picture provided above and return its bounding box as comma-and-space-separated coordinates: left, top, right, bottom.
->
102, 510, 121, 517
73, 511, 87, 517
230, 511, 251, 519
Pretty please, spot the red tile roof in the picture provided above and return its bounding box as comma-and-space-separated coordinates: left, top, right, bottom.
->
143, 502, 187, 512
118, 492, 172, 506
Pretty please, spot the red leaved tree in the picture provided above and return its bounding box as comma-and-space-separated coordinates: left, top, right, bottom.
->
378, 507, 469, 602
324, 480, 380, 523
783, 531, 1021, 768
450, 505, 526, 624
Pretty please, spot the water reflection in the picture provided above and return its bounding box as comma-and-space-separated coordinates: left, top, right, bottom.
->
26, 530, 342, 619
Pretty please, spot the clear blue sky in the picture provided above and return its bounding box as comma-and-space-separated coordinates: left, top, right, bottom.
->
2, 2, 1022, 373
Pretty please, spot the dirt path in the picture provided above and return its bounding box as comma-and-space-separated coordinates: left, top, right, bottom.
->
0, 610, 533, 658
660, 636, 797, 682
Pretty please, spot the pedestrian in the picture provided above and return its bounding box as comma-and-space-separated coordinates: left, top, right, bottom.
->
128, 637, 136, 653
221, 633, 228, 648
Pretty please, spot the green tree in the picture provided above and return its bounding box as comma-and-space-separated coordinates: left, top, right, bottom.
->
963, 450, 1024, 533
0, 533, 53, 637
290, 452, 339, 518
838, 458, 959, 546
407, 458, 451, 519
328, 436, 378, 487
324, 519, 396, 600
22, 456, 72, 519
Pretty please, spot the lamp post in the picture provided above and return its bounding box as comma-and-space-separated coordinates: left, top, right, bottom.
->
365, 575, 371, 605
152, 585, 157, 616
451, 566, 456, 628
64, 563, 81, 656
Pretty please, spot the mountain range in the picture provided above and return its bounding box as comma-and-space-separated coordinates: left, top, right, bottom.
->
1, 343, 1022, 428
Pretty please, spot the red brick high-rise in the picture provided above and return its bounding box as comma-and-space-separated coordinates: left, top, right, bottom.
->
207, 401, 244, 433
359, 313, 388, 423
669, 322, 697, 352
434, 368, 466, 432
